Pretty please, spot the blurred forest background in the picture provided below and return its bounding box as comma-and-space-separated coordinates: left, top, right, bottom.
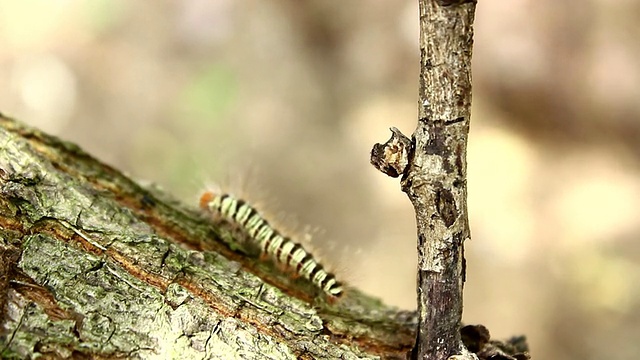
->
1, 1, 639, 359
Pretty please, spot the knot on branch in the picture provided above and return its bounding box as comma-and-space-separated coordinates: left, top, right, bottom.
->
370, 127, 412, 178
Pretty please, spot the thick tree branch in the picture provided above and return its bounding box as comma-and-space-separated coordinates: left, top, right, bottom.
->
1, 101, 530, 359
0, 115, 416, 359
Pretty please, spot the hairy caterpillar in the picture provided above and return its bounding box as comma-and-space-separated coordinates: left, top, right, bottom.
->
200, 191, 343, 298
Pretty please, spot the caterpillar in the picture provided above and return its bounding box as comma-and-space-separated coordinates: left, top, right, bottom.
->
200, 191, 344, 298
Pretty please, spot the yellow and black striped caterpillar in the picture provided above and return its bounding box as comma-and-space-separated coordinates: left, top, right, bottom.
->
200, 191, 344, 298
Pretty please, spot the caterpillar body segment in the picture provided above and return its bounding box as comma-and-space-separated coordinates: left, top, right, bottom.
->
200, 191, 344, 298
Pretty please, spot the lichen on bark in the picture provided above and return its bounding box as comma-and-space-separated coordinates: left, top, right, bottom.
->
0, 115, 415, 359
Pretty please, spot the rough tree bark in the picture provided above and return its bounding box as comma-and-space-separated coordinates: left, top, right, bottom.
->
372, 1, 529, 360
409, 1, 475, 359
0, 115, 417, 359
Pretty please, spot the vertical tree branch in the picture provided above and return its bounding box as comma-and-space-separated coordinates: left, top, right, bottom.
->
407, 1, 475, 359
371, 1, 476, 359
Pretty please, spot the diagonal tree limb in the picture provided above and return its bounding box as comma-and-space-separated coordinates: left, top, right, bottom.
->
1, 100, 529, 359
0, 114, 417, 359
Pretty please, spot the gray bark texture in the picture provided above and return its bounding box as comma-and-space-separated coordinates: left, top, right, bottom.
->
0, 114, 417, 359
372, 1, 529, 360
409, 1, 476, 359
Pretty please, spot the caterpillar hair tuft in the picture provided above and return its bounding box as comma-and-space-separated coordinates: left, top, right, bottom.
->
200, 191, 343, 298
